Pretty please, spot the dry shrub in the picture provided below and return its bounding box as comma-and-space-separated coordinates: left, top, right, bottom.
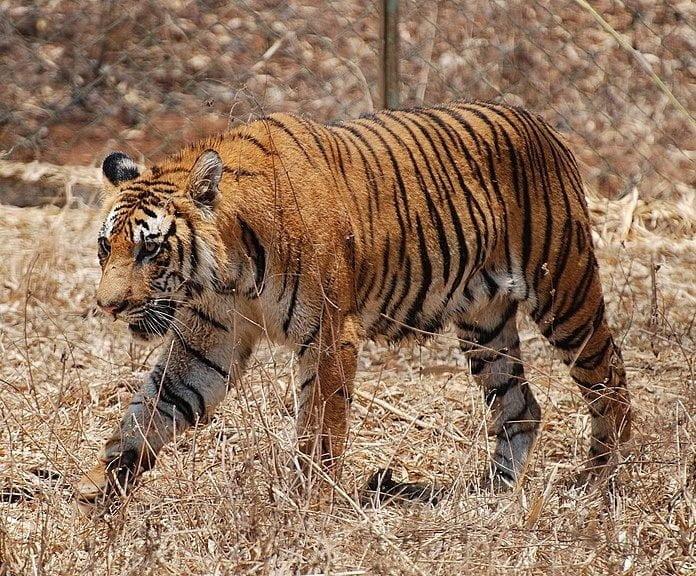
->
0, 188, 693, 576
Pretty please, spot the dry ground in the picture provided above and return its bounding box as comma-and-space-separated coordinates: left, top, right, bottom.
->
0, 193, 694, 575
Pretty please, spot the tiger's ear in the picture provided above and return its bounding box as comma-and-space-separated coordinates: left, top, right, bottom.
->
102, 152, 140, 185
187, 149, 223, 208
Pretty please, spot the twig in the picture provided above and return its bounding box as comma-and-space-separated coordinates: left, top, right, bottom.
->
415, 1, 440, 105
570, 0, 696, 129
649, 258, 660, 358
354, 389, 466, 443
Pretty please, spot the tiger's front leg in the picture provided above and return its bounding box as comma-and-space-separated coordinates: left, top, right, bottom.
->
295, 314, 360, 480
76, 305, 259, 504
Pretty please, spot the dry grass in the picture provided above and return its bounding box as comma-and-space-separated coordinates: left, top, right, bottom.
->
0, 194, 694, 575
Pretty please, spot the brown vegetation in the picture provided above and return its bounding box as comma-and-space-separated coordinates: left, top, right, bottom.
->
1, 0, 693, 199
1, 0, 694, 574
0, 193, 693, 574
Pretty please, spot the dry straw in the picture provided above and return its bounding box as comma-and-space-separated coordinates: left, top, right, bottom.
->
0, 188, 694, 574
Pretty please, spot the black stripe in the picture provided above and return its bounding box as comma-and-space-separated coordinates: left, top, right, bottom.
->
191, 307, 228, 332
458, 104, 502, 155
532, 220, 574, 322
152, 166, 188, 177
141, 205, 158, 218
470, 357, 486, 375
185, 218, 199, 281
506, 106, 556, 296
575, 338, 612, 370
263, 116, 316, 167
180, 379, 206, 420
222, 166, 261, 179
367, 234, 392, 311
153, 372, 197, 426
335, 130, 378, 241
352, 119, 413, 226
344, 125, 409, 269
175, 235, 185, 266
458, 303, 517, 346
542, 257, 597, 337
371, 275, 398, 336
237, 216, 266, 296
552, 300, 605, 351
293, 120, 346, 200
300, 376, 315, 390
334, 124, 384, 212
231, 133, 273, 156
177, 336, 229, 379
400, 111, 470, 301
298, 322, 321, 358
296, 118, 334, 169
383, 112, 452, 285
403, 215, 433, 329
415, 110, 486, 271
156, 403, 176, 422
375, 256, 411, 335
133, 179, 177, 188
419, 109, 494, 254
482, 269, 499, 298
435, 105, 484, 156
283, 252, 302, 335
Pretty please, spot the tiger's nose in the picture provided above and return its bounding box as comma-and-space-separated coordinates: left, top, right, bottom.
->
97, 299, 129, 318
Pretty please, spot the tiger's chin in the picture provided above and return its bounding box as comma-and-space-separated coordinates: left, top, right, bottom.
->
127, 300, 179, 342
127, 321, 162, 342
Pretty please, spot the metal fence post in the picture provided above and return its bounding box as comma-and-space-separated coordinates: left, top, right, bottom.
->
379, 0, 400, 109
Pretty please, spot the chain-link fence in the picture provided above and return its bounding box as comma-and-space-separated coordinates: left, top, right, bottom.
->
1, 1, 381, 166
394, 0, 694, 201
1, 0, 693, 201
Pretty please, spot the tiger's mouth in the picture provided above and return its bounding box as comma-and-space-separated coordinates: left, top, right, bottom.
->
127, 300, 179, 340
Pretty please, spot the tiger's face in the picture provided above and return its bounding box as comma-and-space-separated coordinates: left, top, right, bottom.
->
96, 150, 224, 340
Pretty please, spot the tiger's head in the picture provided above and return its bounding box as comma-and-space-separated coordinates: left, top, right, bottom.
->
96, 149, 226, 340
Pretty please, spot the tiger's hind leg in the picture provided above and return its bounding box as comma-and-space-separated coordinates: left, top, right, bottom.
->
533, 253, 631, 487
455, 297, 541, 490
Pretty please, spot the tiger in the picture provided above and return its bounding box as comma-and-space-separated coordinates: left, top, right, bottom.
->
76, 100, 631, 504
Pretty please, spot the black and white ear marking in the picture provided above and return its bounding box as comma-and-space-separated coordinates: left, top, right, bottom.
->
102, 152, 140, 185
187, 149, 223, 208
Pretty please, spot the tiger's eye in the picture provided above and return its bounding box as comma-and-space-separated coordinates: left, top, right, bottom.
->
139, 239, 161, 261
98, 237, 111, 262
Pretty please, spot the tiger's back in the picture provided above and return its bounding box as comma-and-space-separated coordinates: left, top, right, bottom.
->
250, 102, 596, 347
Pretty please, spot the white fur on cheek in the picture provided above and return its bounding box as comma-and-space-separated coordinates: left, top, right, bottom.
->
194, 236, 218, 288
100, 206, 119, 237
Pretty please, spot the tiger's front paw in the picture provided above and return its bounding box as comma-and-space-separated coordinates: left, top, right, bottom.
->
75, 461, 110, 509
74, 450, 144, 510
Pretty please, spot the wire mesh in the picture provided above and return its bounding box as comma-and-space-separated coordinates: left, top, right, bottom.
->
0, 0, 381, 165
397, 0, 694, 200
1, 0, 693, 201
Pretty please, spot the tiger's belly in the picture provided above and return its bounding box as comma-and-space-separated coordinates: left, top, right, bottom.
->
357, 266, 506, 343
